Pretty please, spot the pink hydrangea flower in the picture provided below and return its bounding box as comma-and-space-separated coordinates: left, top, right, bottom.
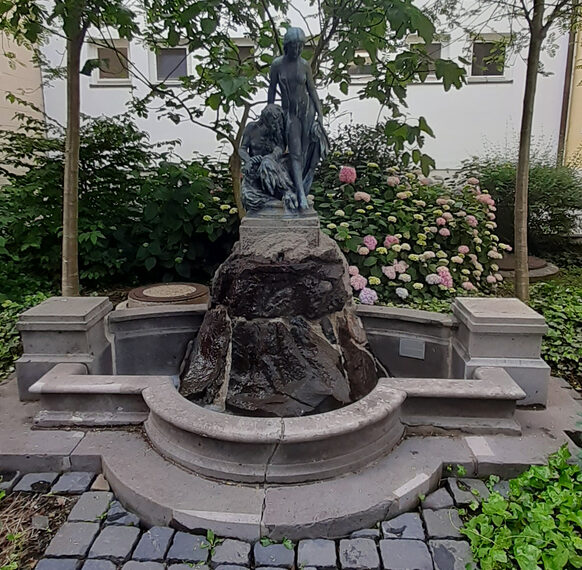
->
384, 235, 399, 247
348, 265, 359, 276
487, 212, 496, 220
354, 191, 371, 202
393, 261, 409, 273
439, 228, 451, 237
396, 192, 409, 199
467, 177, 480, 185
339, 166, 357, 184
350, 274, 368, 291
458, 245, 470, 255
425, 274, 441, 285
440, 273, 453, 288
358, 246, 370, 256
436, 198, 448, 206
386, 176, 400, 187
363, 235, 378, 250
486, 275, 497, 284
359, 287, 378, 305
436, 217, 447, 226
462, 281, 476, 291
382, 266, 397, 280
437, 266, 450, 274
466, 215, 478, 228
443, 212, 454, 221
476, 194, 495, 206
456, 210, 467, 217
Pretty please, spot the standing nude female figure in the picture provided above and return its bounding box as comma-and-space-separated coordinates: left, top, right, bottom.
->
268, 27, 329, 212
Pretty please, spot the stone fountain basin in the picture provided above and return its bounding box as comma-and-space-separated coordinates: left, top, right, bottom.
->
144, 378, 406, 484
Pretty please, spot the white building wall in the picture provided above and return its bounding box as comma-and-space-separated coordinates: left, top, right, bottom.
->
40, 1, 569, 169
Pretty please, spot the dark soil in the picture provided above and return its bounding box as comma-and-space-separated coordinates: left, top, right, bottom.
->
0, 492, 77, 569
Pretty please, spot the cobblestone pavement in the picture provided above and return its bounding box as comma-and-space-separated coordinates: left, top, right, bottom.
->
3, 471, 486, 569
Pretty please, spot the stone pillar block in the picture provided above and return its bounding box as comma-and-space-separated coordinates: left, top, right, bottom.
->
16, 296, 113, 400
451, 297, 550, 406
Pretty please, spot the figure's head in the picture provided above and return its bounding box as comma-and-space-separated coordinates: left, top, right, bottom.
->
283, 27, 306, 60
260, 104, 286, 146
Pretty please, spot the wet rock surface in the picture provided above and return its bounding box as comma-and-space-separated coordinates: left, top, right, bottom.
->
181, 231, 380, 417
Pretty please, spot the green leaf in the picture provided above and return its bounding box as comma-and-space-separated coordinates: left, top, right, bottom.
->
80, 58, 101, 76
201, 18, 217, 35
145, 257, 157, 271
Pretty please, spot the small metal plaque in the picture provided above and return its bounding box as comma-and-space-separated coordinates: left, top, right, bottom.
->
399, 338, 426, 360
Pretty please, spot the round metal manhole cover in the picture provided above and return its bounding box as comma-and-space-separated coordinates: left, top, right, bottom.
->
127, 283, 209, 307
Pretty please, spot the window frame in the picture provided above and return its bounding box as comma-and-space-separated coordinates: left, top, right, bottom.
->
405, 34, 449, 83
468, 33, 512, 82
149, 45, 191, 85
88, 38, 132, 87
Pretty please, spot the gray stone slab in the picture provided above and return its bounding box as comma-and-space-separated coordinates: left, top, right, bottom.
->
68, 491, 113, 522
169, 566, 210, 570
253, 542, 295, 568
493, 480, 510, 498
52, 472, 96, 494
45, 522, 100, 558
13, 472, 59, 493
167, 532, 208, 563
350, 529, 380, 540
37, 559, 80, 570
297, 539, 337, 570
0, 470, 20, 492
447, 478, 490, 506
430, 540, 475, 570
82, 561, 117, 570
379, 539, 433, 570
32, 514, 50, 529
381, 513, 425, 540
212, 539, 251, 567
421, 488, 454, 510
88, 525, 141, 563
214, 566, 249, 570
106, 499, 140, 526
423, 509, 463, 539
122, 563, 165, 570
132, 526, 174, 561
339, 538, 380, 570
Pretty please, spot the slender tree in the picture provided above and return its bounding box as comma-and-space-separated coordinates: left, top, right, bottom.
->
0, 0, 137, 295
431, 0, 581, 300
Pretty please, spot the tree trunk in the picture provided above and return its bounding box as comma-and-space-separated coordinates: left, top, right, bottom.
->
514, 0, 545, 301
61, 17, 84, 296
229, 152, 245, 217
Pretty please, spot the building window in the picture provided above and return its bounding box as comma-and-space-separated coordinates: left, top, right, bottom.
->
97, 44, 129, 80
411, 42, 442, 74
237, 45, 253, 62
156, 48, 188, 81
348, 50, 373, 76
471, 41, 505, 76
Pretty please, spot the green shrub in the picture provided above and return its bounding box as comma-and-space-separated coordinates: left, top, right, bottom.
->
0, 292, 51, 380
461, 445, 582, 569
0, 116, 239, 288
529, 269, 582, 388
312, 160, 510, 304
460, 154, 582, 254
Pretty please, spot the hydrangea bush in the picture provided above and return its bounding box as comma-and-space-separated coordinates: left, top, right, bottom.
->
313, 160, 510, 305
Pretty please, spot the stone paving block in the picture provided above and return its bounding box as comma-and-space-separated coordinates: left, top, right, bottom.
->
214, 566, 249, 570
88, 525, 141, 563
45, 522, 100, 558
379, 539, 433, 570
105, 499, 140, 526
339, 538, 380, 570
82, 561, 117, 570
37, 559, 80, 570
132, 526, 174, 561
421, 487, 454, 510
32, 514, 50, 530
52, 472, 96, 494
381, 512, 425, 540
68, 491, 113, 522
350, 529, 380, 539
166, 532, 208, 563
13, 472, 59, 493
212, 539, 251, 567
122, 562, 165, 570
297, 539, 337, 570
91, 474, 111, 492
447, 478, 490, 506
423, 509, 463, 539
253, 542, 295, 568
0, 470, 20, 493
493, 480, 510, 498
430, 539, 476, 570
169, 566, 210, 570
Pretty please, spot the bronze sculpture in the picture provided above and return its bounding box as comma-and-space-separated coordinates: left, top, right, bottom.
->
240, 27, 329, 214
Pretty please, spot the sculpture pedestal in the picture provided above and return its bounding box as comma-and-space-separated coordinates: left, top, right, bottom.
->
181, 218, 380, 417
